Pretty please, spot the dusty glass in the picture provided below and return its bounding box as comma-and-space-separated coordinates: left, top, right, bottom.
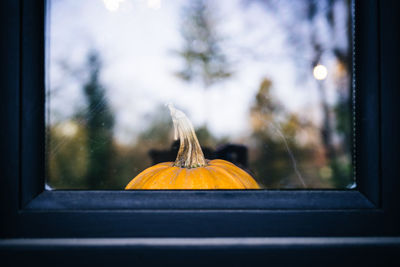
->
46, 0, 354, 189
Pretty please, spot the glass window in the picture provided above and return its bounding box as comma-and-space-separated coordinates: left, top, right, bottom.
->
45, 0, 353, 190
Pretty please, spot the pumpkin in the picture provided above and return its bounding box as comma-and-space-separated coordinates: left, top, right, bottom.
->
125, 104, 260, 189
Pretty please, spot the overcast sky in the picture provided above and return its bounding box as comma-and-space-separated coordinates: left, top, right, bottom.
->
46, 0, 349, 144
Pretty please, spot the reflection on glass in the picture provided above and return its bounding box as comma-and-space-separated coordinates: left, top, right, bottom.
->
46, 0, 354, 189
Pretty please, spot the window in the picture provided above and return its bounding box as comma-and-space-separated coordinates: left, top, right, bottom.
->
1, 0, 399, 253
46, 0, 354, 190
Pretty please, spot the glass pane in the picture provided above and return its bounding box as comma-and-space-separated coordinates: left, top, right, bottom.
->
46, 0, 354, 189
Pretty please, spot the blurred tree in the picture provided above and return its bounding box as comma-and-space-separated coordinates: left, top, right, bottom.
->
82, 51, 115, 189
175, 0, 232, 87
47, 120, 88, 189
47, 50, 116, 189
138, 105, 172, 147
245, 0, 353, 187
194, 125, 220, 148
307, 0, 352, 188
249, 78, 328, 188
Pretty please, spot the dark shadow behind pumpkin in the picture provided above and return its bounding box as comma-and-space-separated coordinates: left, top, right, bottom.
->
149, 140, 252, 174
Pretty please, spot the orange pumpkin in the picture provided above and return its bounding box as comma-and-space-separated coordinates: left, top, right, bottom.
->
125, 104, 260, 189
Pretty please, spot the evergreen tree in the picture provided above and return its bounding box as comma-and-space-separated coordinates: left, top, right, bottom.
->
83, 51, 115, 188
176, 0, 231, 87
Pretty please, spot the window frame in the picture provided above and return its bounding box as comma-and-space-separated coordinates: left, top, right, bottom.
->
1, 0, 399, 239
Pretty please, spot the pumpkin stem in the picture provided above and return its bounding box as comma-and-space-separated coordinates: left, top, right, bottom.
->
167, 103, 207, 168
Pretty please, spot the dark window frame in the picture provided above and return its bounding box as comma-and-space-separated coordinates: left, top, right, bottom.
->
1, 0, 399, 239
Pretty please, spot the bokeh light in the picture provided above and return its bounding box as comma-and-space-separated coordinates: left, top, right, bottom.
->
313, 64, 328, 80
103, 0, 124, 12
147, 0, 162, 10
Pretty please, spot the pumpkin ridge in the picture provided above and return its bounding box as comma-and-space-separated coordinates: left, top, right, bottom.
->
169, 167, 181, 186
207, 165, 246, 189
209, 159, 259, 188
184, 168, 191, 188
140, 167, 177, 189
127, 163, 173, 189
126, 169, 161, 189
136, 169, 167, 189
190, 168, 213, 189
125, 162, 172, 188
204, 166, 218, 189
218, 163, 259, 188
221, 166, 249, 188
173, 168, 188, 188
209, 159, 237, 167
217, 164, 251, 188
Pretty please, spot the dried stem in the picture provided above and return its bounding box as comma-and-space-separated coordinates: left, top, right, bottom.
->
167, 103, 207, 168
